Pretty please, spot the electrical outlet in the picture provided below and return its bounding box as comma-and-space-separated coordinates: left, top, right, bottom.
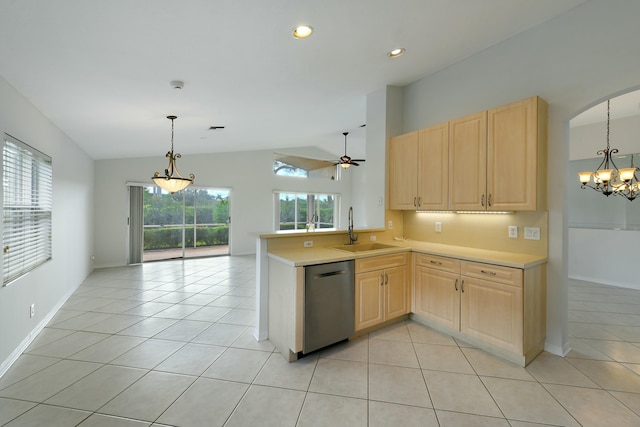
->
378, 196, 383, 206
524, 227, 540, 240
30, 304, 35, 318
508, 226, 518, 239
369, 235, 377, 241
388, 220, 393, 230
435, 221, 442, 233
303, 240, 313, 248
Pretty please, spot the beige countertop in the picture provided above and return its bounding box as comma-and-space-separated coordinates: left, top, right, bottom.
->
267, 239, 547, 269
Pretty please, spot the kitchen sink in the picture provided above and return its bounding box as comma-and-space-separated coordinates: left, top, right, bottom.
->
333, 243, 399, 252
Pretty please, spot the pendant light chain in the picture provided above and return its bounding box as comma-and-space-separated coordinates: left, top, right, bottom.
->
606, 100, 610, 151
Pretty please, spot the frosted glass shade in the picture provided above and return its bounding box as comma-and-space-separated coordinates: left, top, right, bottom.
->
619, 167, 637, 182
152, 176, 193, 193
595, 169, 613, 182
578, 171, 592, 184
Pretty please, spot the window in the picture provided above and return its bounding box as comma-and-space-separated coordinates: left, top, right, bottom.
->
2, 134, 52, 285
273, 153, 338, 180
275, 192, 339, 230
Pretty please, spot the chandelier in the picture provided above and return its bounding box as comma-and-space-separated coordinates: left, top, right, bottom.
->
152, 115, 195, 193
577, 100, 639, 201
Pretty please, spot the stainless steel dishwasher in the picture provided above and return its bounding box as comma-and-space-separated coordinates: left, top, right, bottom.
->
303, 260, 355, 354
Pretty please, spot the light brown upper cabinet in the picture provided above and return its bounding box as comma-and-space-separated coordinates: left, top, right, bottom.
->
449, 111, 488, 210
389, 122, 449, 210
389, 131, 418, 210
487, 96, 547, 211
449, 96, 547, 211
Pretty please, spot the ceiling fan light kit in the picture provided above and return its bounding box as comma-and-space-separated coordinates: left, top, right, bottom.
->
152, 115, 195, 193
336, 131, 365, 169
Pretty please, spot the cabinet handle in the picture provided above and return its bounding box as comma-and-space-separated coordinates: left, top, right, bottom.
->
430, 260, 442, 266
480, 194, 485, 207
413, 197, 417, 207
487, 194, 492, 207
461, 280, 465, 293
454, 278, 458, 291
417, 197, 421, 207
380, 274, 384, 286
385, 273, 389, 285
480, 270, 497, 276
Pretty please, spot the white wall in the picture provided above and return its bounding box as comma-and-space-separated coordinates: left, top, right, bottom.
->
569, 228, 640, 289
94, 149, 352, 267
570, 114, 640, 161
400, 0, 640, 356
0, 76, 94, 371
352, 86, 403, 228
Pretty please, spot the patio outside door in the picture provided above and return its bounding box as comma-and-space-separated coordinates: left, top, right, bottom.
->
129, 185, 230, 263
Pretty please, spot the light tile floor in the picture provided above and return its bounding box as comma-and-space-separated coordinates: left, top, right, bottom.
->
1, 260, 640, 426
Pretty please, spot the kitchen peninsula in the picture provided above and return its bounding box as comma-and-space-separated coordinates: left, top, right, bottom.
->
256, 227, 546, 367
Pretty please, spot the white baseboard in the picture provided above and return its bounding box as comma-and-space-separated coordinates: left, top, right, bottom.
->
544, 340, 571, 357
0, 287, 76, 378
569, 274, 640, 291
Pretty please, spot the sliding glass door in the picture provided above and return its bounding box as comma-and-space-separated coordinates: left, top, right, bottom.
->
129, 185, 230, 263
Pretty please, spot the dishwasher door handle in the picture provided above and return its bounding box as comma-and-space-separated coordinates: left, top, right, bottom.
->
314, 270, 347, 279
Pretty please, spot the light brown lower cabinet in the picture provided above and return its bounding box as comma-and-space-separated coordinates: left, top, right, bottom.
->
413, 253, 545, 366
355, 253, 409, 331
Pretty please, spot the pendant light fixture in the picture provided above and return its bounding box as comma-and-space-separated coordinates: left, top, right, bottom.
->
577, 100, 639, 201
152, 115, 195, 193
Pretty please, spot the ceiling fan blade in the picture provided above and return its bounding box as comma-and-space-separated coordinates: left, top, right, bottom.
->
351, 161, 360, 166
352, 159, 366, 162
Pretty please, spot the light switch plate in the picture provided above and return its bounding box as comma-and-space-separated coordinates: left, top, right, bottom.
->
435, 222, 442, 233
508, 226, 518, 239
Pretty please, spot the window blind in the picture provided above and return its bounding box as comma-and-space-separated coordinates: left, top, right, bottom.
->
3, 134, 52, 285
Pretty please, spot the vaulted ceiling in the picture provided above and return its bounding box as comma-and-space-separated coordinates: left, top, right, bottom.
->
0, 0, 586, 160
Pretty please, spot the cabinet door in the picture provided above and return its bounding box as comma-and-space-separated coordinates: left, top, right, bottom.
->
389, 131, 418, 210
414, 266, 460, 330
385, 265, 409, 320
449, 111, 487, 211
487, 96, 541, 211
460, 276, 523, 353
355, 271, 384, 331
418, 123, 449, 210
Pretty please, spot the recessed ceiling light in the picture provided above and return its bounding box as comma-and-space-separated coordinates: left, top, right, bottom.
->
387, 48, 405, 58
293, 25, 313, 39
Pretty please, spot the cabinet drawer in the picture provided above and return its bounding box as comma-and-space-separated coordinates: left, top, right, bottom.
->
461, 261, 522, 287
414, 253, 460, 273
356, 253, 408, 274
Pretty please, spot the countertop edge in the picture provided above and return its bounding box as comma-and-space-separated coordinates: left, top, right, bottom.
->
256, 227, 387, 239
268, 241, 547, 269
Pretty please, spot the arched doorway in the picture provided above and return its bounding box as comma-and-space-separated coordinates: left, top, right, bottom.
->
566, 89, 640, 361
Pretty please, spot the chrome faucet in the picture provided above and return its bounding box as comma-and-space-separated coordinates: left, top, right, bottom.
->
347, 206, 358, 245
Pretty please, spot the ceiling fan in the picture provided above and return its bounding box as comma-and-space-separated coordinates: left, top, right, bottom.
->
335, 132, 365, 168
